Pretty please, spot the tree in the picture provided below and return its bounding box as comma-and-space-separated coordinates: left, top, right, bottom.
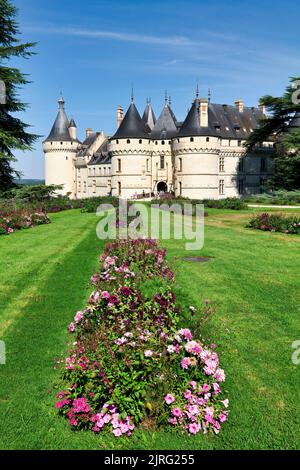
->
246, 77, 300, 190
0, 0, 38, 193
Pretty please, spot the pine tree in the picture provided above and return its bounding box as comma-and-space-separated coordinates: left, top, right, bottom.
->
0, 0, 38, 192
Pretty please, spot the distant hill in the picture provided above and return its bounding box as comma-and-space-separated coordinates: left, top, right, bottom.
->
15, 179, 45, 186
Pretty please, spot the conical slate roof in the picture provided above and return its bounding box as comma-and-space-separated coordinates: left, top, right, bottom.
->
142, 102, 156, 132
150, 103, 178, 139
112, 102, 149, 139
69, 118, 77, 128
44, 97, 75, 142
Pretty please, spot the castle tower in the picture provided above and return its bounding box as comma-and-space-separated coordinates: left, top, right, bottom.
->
109, 96, 152, 198
43, 96, 81, 198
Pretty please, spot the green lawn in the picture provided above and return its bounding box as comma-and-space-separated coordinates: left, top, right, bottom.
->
0, 208, 300, 449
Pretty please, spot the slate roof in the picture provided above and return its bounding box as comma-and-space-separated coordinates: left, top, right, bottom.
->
88, 139, 112, 165
68, 118, 77, 128
44, 97, 80, 143
150, 103, 178, 139
142, 102, 156, 132
177, 99, 265, 139
112, 103, 149, 139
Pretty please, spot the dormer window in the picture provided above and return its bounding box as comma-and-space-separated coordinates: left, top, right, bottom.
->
215, 126, 221, 132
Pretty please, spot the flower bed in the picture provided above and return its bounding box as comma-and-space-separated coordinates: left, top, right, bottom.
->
0, 206, 50, 235
247, 213, 300, 234
56, 239, 228, 437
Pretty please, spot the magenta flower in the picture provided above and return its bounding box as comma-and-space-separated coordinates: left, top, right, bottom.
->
69, 322, 75, 333
218, 413, 228, 423
72, 397, 90, 413
164, 394, 175, 405
172, 407, 182, 417
188, 423, 200, 434
101, 291, 110, 299
74, 311, 84, 324
184, 389, 193, 400
181, 357, 190, 369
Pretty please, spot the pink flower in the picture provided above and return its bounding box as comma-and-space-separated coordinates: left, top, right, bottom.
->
113, 428, 122, 437
144, 350, 153, 357
164, 394, 175, 405
212, 382, 221, 395
189, 381, 197, 390
167, 345, 176, 353
69, 322, 75, 333
101, 291, 110, 299
74, 311, 84, 324
72, 397, 90, 413
172, 407, 182, 417
218, 413, 228, 423
181, 357, 190, 369
214, 368, 225, 382
178, 328, 193, 340
201, 384, 210, 393
184, 389, 193, 399
7, 227, 14, 234
221, 399, 229, 408
188, 423, 200, 434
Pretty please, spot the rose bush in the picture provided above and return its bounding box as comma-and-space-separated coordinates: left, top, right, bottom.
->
0, 206, 50, 235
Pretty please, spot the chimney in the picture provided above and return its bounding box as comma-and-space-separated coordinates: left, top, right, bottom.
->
117, 105, 124, 128
86, 128, 93, 138
235, 99, 244, 113
259, 103, 266, 115
199, 97, 208, 127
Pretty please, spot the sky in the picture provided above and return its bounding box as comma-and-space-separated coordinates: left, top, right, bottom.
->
10, 0, 300, 179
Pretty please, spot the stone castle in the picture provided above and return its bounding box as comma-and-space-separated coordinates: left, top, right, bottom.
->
43, 89, 275, 199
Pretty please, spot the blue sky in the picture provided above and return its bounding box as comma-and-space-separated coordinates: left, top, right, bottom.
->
11, 0, 300, 178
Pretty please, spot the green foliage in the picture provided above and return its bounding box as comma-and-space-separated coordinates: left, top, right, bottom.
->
150, 197, 247, 211
246, 76, 300, 150
243, 190, 300, 205
247, 212, 300, 234
2, 184, 63, 201
0, 0, 38, 188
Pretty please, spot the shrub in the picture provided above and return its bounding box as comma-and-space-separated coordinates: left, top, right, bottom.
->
247, 213, 300, 234
0, 206, 50, 235
150, 197, 247, 211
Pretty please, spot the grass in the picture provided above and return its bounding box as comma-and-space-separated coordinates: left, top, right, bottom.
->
0, 208, 300, 449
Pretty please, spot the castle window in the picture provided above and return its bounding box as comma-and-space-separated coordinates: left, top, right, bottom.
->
179, 181, 182, 196
116, 139, 119, 144
93, 168, 96, 176
168, 141, 171, 144
260, 157, 267, 172
103, 167, 106, 175
206, 137, 210, 142
177, 139, 180, 143
146, 159, 150, 172
66, 156, 68, 160
117, 159, 121, 172
219, 157, 225, 172
238, 140, 242, 147
139, 139, 142, 144
60, 142, 63, 145
51, 142, 53, 145
92, 180, 96, 194
161, 140, 165, 145
84, 181, 87, 193
118, 181, 121, 196
179, 158, 182, 172
190, 137, 194, 142
219, 179, 224, 195
127, 139, 130, 144
155, 141, 158, 145
160, 155, 165, 169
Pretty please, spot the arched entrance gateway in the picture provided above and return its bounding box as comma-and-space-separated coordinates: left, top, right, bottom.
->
157, 181, 168, 193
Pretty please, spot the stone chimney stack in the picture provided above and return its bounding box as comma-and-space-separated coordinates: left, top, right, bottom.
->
117, 105, 124, 128
235, 99, 244, 113
86, 128, 93, 138
199, 97, 208, 127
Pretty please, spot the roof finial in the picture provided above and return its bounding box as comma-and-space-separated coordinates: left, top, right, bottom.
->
165, 90, 168, 105
58, 92, 65, 108
208, 88, 211, 104
149, 96, 151, 104
131, 84, 134, 103
196, 80, 199, 98
169, 95, 172, 106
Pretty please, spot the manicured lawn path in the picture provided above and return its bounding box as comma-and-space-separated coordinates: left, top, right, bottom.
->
0, 208, 299, 449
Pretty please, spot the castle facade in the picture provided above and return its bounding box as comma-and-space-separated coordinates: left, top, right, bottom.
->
43, 91, 275, 199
